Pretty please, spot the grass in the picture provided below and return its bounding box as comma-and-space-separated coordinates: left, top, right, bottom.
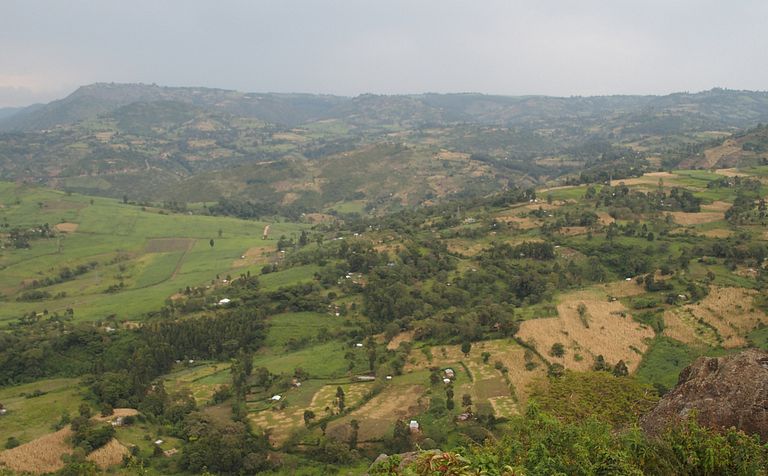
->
251, 341, 366, 378
0, 182, 306, 325
635, 337, 728, 392
0, 378, 84, 444
749, 325, 768, 351
259, 265, 321, 291
264, 312, 345, 349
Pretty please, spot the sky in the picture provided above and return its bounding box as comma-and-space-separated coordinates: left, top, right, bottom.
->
1, 0, 767, 107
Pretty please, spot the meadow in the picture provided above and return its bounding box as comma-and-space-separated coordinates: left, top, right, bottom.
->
0, 182, 305, 325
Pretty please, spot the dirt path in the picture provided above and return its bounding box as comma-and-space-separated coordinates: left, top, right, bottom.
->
170, 239, 196, 280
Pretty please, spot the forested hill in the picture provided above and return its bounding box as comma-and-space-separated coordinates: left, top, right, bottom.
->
3, 84, 768, 132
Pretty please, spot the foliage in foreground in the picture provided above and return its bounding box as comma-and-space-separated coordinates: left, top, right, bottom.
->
369, 405, 768, 476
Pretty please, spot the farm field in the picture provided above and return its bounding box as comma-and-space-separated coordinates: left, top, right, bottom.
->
0, 182, 305, 325
0, 378, 85, 444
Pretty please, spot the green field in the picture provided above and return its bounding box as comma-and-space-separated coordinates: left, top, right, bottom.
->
0, 183, 305, 324
0, 378, 84, 444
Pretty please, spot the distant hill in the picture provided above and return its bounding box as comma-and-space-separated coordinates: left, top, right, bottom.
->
2, 83, 768, 212
0, 105, 35, 121
2, 83, 768, 132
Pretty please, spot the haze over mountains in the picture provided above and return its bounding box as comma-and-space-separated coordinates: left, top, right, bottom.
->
1, 83, 767, 213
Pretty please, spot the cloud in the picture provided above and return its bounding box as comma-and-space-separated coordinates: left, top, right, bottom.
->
0, 0, 766, 105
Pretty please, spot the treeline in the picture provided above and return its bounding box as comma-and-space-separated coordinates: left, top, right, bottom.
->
592, 184, 701, 213
207, 197, 311, 221
28, 262, 98, 288
0, 309, 267, 400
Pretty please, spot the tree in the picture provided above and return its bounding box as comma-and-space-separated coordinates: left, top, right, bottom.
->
209, 239, 215, 248
613, 360, 629, 377
78, 403, 92, 418
550, 343, 565, 358
319, 420, 328, 436
336, 386, 346, 412
303, 410, 316, 427
593, 355, 610, 371
391, 419, 411, 453
349, 419, 360, 449
461, 340, 472, 357
548, 363, 565, 378
218, 228, 223, 238
462, 394, 472, 408
481, 351, 491, 364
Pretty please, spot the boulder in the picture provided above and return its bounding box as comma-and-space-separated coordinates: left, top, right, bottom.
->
641, 348, 768, 439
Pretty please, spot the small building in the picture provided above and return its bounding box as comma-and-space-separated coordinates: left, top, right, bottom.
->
110, 416, 125, 427
355, 343, 363, 348
0, 408, 7, 416
444, 368, 455, 379
443, 378, 451, 384
154, 439, 164, 445
271, 395, 282, 401
356, 375, 376, 382
218, 298, 231, 305
163, 448, 179, 457
409, 420, 420, 432
385, 375, 393, 380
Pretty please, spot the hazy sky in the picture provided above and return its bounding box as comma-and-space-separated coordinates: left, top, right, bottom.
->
1, 0, 767, 106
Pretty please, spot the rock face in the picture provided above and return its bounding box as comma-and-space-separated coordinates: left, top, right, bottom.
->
641, 348, 768, 440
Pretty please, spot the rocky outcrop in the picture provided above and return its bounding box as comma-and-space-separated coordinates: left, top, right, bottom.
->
641, 348, 768, 440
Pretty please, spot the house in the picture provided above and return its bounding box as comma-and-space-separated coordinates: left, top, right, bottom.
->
0, 408, 7, 416
110, 416, 125, 427
355, 343, 363, 348
163, 448, 179, 457
385, 375, 393, 380
444, 368, 455, 379
356, 375, 376, 382
443, 378, 451, 384
271, 395, 282, 401
218, 298, 231, 305
409, 420, 420, 432
154, 439, 164, 445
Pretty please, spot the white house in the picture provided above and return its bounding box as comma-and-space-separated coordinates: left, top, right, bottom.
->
444, 368, 455, 379
218, 298, 231, 305
271, 395, 282, 401
409, 420, 420, 432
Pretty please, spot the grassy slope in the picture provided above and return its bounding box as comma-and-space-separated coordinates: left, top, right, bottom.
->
0, 182, 305, 324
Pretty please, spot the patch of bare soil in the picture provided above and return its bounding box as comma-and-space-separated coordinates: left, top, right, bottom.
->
596, 212, 615, 225
232, 245, 273, 268
42, 200, 87, 211
699, 229, 733, 238
701, 201, 732, 212
558, 226, 589, 236
145, 238, 195, 253
86, 439, 129, 469
663, 286, 767, 348
517, 290, 654, 373
611, 172, 677, 187
0, 428, 72, 474
667, 211, 724, 226
714, 168, 748, 177
387, 331, 414, 350
329, 385, 427, 441
54, 222, 79, 233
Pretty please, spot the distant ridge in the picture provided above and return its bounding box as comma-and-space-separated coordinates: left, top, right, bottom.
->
2, 82, 768, 132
